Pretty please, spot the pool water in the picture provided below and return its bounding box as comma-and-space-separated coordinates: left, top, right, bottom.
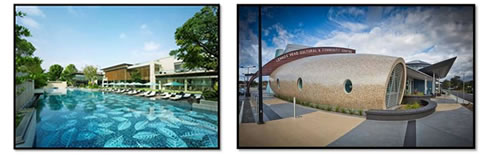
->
34, 89, 218, 148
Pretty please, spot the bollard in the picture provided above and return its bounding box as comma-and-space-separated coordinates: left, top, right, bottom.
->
293, 97, 296, 118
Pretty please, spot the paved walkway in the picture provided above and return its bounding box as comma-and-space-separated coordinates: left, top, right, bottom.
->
239, 111, 365, 147
329, 107, 473, 147
239, 95, 474, 147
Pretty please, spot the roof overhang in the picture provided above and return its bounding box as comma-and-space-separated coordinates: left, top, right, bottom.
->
407, 67, 432, 80
419, 57, 457, 78
101, 63, 133, 71
156, 71, 218, 78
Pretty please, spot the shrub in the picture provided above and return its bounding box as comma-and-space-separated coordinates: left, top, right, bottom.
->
313, 104, 319, 109
335, 106, 340, 112
349, 109, 355, 115
404, 102, 421, 110
202, 89, 218, 101
358, 109, 364, 116
327, 106, 333, 111
344, 108, 351, 114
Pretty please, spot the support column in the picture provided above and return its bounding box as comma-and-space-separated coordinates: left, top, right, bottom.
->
184, 79, 188, 92
432, 73, 435, 96
150, 63, 156, 89
424, 79, 427, 95
159, 80, 162, 90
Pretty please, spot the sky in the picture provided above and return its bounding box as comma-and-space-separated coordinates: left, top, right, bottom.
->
15, 6, 203, 72
239, 6, 474, 81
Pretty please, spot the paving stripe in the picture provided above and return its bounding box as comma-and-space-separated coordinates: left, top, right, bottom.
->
263, 104, 282, 121
404, 120, 416, 147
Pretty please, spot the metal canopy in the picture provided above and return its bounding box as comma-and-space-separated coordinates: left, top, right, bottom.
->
419, 57, 457, 78
407, 67, 432, 80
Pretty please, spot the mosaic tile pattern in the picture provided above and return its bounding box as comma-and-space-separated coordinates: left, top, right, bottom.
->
34, 89, 218, 148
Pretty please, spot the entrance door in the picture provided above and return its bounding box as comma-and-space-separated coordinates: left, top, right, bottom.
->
386, 64, 404, 108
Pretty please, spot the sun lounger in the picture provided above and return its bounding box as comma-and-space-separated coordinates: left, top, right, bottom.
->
170, 94, 183, 101
136, 91, 150, 97
145, 91, 156, 97
182, 93, 191, 99
127, 90, 138, 95
160, 93, 174, 99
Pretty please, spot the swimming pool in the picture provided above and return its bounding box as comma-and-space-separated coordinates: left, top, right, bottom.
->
34, 89, 218, 148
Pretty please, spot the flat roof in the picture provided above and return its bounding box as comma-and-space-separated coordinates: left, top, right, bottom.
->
101, 63, 133, 71
156, 70, 217, 78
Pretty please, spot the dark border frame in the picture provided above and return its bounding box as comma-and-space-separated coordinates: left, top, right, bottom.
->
236, 4, 475, 149
14, 3, 220, 150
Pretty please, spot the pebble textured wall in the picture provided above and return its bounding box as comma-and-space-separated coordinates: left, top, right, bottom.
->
269, 54, 406, 110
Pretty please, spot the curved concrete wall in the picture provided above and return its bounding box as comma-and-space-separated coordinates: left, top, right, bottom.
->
269, 54, 406, 110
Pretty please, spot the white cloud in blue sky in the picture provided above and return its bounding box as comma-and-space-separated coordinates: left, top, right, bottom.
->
239, 6, 474, 81
15, 6, 203, 72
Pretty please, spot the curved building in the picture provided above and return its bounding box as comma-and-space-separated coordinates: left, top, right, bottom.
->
245, 44, 456, 110
269, 54, 407, 110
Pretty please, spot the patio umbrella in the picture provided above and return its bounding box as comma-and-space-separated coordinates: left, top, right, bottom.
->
163, 81, 184, 86
144, 82, 158, 86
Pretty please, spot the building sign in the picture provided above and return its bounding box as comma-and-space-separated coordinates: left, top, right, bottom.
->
275, 47, 355, 62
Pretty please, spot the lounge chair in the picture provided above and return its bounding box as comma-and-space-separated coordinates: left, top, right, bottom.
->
127, 90, 138, 95
182, 93, 192, 99
145, 91, 156, 97
160, 93, 174, 99
170, 94, 183, 101
136, 91, 150, 97
194, 94, 202, 102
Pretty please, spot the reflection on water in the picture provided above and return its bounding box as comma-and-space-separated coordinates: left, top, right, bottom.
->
35, 89, 218, 148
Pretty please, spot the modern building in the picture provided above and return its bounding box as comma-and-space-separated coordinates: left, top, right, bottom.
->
247, 44, 456, 110
72, 71, 104, 86
101, 56, 218, 91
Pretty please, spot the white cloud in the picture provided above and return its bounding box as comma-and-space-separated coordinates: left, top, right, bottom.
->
316, 7, 474, 80
20, 17, 40, 29
338, 21, 368, 32
143, 41, 160, 51
17, 6, 46, 17
119, 33, 127, 39
140, 24, 147, 29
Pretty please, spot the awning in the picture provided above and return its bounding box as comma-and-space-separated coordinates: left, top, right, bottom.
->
419, 57, 457, 78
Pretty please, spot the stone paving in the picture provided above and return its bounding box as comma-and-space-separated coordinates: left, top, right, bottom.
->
239, 95, 474, 147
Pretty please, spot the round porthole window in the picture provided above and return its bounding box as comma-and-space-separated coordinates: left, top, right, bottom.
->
344, 79, 352, 93
276, 78, 280, 89
297, 78, 303, 91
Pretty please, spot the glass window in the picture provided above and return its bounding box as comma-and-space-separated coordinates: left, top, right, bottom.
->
344, 79, 352, 93
297, 78, 303, 90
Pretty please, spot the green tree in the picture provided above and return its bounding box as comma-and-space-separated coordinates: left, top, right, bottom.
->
15, 11, 47, 88
15, 12, 36, 58
170, 6, 218, 71
450, 76, 462, 89
61, 64, 78, 86
130, 70, 142, 83
83, 65, 98, 86
47, 64, 63, 81
442, 79, 451, 89
16, 57, 48, 88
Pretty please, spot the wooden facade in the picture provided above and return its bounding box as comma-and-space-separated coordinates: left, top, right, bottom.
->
104, 68, 130, 81
129, 66, 150, 81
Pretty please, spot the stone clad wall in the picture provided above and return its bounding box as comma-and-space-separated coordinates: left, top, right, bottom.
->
15, 80, 34, 112
269, 54, 406, 110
